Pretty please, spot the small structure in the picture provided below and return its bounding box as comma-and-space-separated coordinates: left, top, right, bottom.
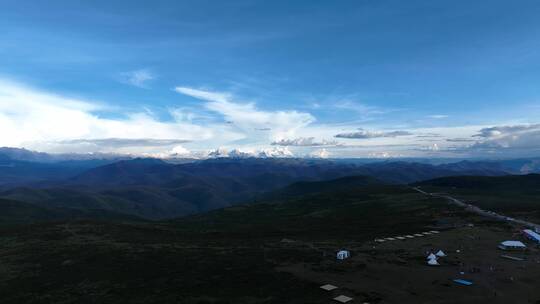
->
320, 284, 338, 291
523, 229, 540, 244
414, 233, 424, 237
498, 240, 527, 251
385, 237, 396, 241
427, 253, 437, 260
427, 258, 439, 266
453, 279, 473, 286
405, 235, 415, 238
333, 295, 353, 303
435, 250, 446, 257
337, 250, 350, 260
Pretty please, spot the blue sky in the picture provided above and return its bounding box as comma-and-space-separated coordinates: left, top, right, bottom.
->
1, 0, 540, 158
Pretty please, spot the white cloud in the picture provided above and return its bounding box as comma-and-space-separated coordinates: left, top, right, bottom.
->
411, 123, 540, 158
427, 114, 449, 119
474, 124, 540, 139
120, 69, 155, 88
465, 124, 540, 154
257, 146, 294, 158
4, 79, 540, 159
0, 79, 213, 154
205, 146, 294, 158
310, 148, 330, 158
175, 86, 315, 141
271, 137, 339, 147
171, 145, 190, 155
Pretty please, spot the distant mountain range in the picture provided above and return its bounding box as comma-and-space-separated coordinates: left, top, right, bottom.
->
1, 147, 540, 222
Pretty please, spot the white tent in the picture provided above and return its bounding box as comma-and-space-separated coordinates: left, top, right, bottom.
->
435, 250, 446, 257
427, 258, 439, 266
337, 250, 350, 260
427, 253, 437, 260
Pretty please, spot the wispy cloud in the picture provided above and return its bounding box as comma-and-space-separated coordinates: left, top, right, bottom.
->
120, 69, 155, 88
58, 138, 191, 148
335, 128, 413, 139
333, 100, 386, 116
427, 114, 449, 119
416, 133, 443, 138
175, 86, 315, 140
271, 137, 339, 147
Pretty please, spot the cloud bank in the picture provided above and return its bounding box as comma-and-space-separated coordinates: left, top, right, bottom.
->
468, 124, 540, 152
2, 78, 540, 158
0, 79, 211, 154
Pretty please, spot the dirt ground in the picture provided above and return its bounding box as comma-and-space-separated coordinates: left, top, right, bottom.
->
278, 224, 540, 304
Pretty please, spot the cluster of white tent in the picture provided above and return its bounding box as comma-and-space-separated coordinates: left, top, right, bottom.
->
426, 250, 446, 266
375, 230, 440, 243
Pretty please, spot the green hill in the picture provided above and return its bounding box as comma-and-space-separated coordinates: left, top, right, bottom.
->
0, 183, 454, 304
0, 198, 141, 225
416, 174, 540, 221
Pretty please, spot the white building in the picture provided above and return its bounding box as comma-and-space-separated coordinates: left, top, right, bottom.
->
523, 229, 540, 244
337, 250, 350, 260
498, 240, 527, 250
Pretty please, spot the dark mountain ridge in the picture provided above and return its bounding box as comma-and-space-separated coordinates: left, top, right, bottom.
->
0, 156, 511, 220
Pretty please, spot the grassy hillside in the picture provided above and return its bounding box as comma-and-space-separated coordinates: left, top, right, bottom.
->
0, 198, 141, 225
0, 184, 454, 304
177, 185, 446, 241
258, 175, 383, 201
416, 174, 540, 221
1, 176, 539, 304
